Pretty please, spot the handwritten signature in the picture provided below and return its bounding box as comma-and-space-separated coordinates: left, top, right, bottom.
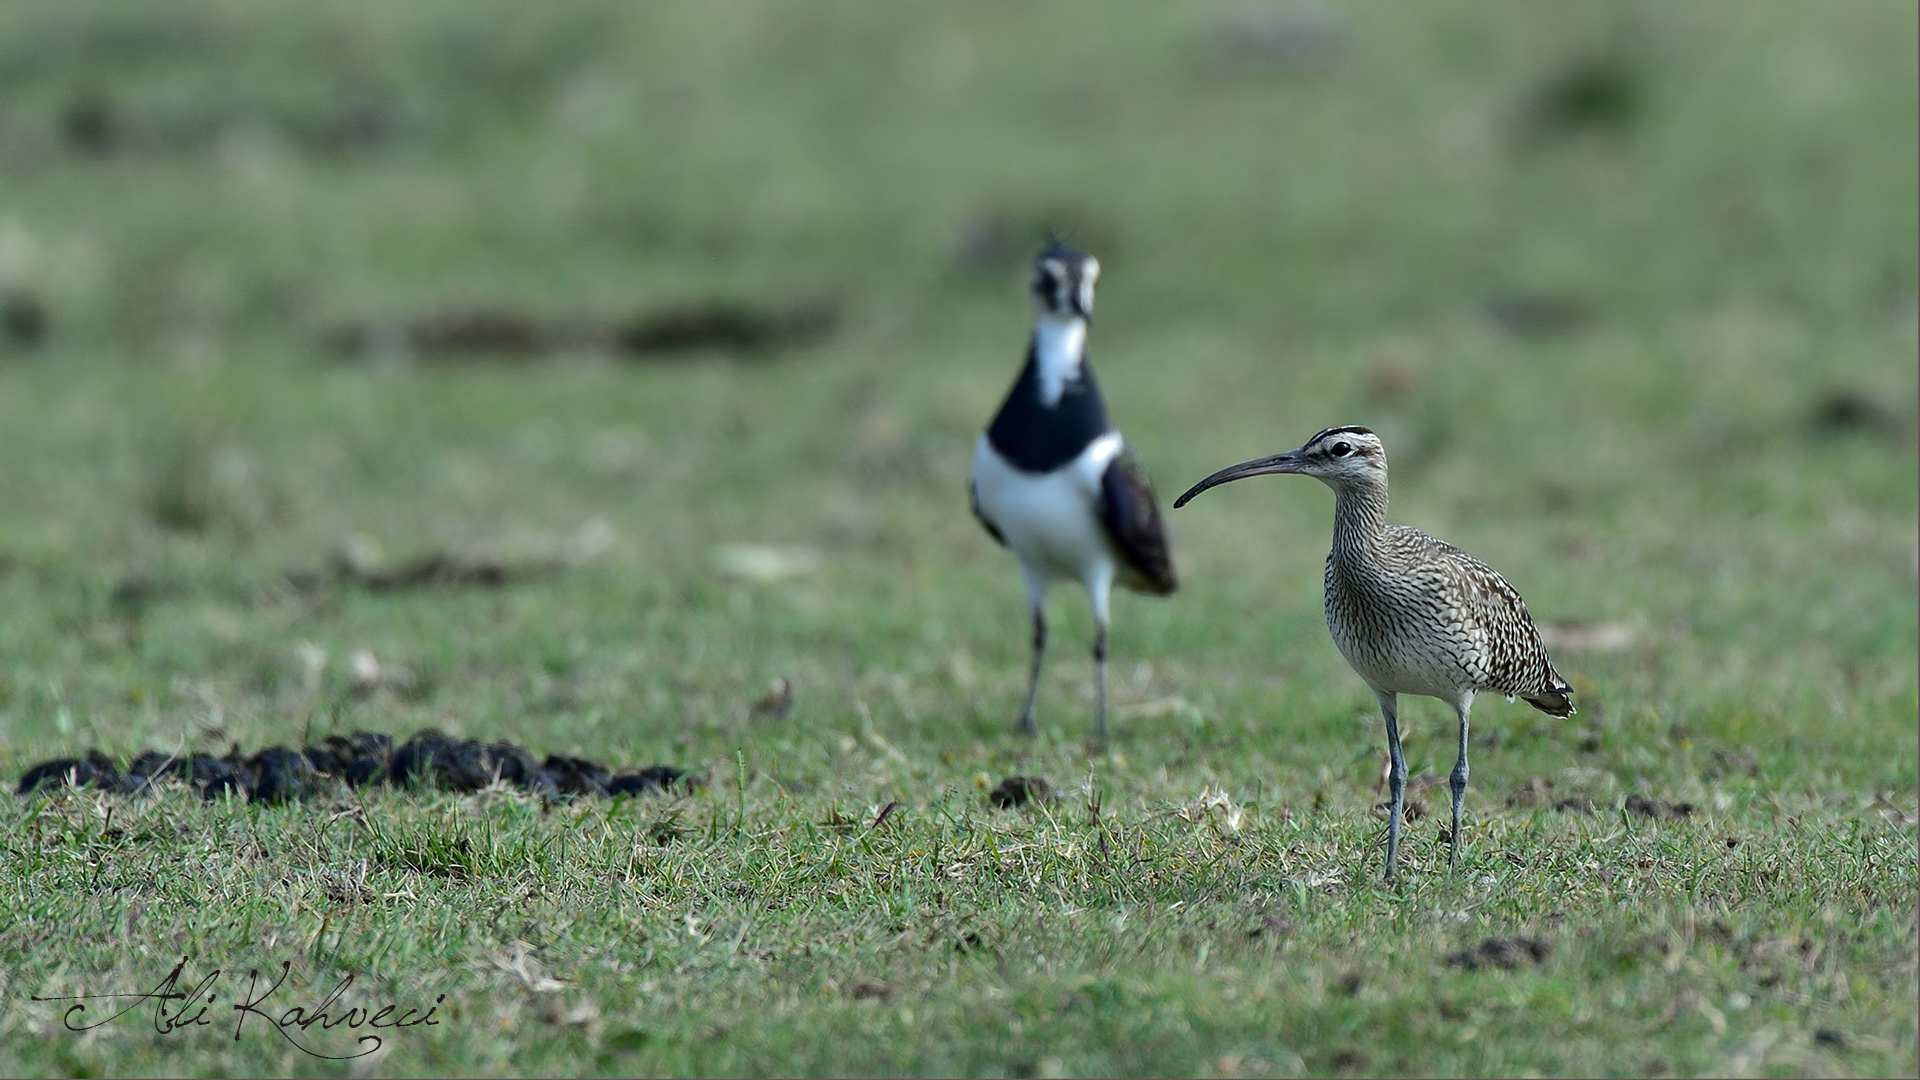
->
32, 956, 443, 1060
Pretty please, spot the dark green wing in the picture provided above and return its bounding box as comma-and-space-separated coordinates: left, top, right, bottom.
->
1099, 441, 1176, 595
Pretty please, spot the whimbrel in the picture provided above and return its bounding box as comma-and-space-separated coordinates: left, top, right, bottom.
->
970, 243, 1177, 741
1175, 426, 1572, 879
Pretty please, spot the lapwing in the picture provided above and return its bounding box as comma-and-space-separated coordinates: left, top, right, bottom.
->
1175, 426, 1574, 879
969, 243, 1177, 742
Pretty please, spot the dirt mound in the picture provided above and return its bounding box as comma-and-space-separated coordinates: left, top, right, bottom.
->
1446, 936, 1551, 971
324, 299, 837, 361
17, 729, 692, 806
987, 775, 1051, 809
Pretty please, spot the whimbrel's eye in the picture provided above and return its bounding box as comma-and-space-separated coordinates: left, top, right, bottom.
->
1330, 442, 1352, 457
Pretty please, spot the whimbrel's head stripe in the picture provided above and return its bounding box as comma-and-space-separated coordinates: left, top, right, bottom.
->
1306, 425, 1374, 448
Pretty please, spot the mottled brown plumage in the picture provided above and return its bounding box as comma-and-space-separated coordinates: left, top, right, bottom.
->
1176, 426, 1573, 879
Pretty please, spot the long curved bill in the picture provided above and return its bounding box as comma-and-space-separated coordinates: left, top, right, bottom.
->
1173, 449, 1305, 508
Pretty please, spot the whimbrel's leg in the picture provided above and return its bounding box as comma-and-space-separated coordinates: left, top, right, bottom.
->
1448, 693, 1473, 871
1018, 606, 1047, 735
1376, 689, 1406, 881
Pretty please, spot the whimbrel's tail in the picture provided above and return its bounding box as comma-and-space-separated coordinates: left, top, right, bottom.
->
1523, 677, 1575, 718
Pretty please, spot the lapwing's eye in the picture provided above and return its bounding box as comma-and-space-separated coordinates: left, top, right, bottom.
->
1331, 442, 1352, 457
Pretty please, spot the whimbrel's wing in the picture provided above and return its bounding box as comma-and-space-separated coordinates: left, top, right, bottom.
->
968, 477, 1007, 547
1408, 530, 1572, 716
1098, 439, 1177, 595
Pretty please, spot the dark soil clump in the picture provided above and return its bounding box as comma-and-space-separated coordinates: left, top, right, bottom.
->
1624, 794, 1695, 820
19, 729, 687, 806
988, 775, 1051, 809
18, 750, 120, 795
543, 754, 612, 796
1447, 937, 1551, 971
609, 766, 686, 797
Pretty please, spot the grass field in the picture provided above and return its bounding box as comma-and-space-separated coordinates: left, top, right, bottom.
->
0, 2, 1914, 1075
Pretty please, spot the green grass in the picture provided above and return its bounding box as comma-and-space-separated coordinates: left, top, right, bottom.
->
0, 1, 1914, 1075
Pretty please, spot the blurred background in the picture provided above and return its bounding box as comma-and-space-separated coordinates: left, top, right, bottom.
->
0, 1, 1912, 781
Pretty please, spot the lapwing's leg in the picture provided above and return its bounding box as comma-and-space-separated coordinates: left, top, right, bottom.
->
1448, 692, 1473, 872
1091, 623, 1108, 744
1018, 608, 1046, 735
1376, 689, 1406, 881
1017, 574, 1048, 735
1087, 569, 1115, 745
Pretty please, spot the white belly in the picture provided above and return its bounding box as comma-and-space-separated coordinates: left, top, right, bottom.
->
1339, 638, 1466, 701
1329, 614, 1476, 702
971, 432, 1122, 588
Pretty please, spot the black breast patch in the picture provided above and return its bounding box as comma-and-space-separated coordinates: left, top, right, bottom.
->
984, 341, 1113, 473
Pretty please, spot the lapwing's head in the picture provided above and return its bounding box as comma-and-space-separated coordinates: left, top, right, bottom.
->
1031, 242, 1099, 322
1174, 426, 1386, 508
